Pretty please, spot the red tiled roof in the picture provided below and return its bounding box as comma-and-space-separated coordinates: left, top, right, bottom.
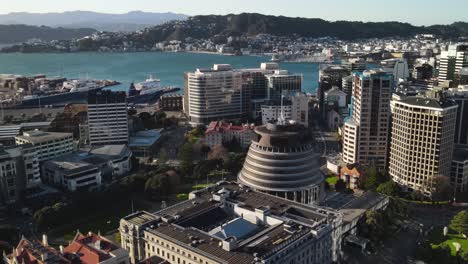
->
11, 238, 70, 264
63, 233, 118, 264
205, 121, 253, 135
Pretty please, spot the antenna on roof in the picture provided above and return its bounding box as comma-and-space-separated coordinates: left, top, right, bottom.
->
278, 93, 285, 125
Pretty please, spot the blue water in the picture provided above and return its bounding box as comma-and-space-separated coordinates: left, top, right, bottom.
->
0, 52, 321, 94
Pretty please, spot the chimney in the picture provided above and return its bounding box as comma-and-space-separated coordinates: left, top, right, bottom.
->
42, 234, 48, 246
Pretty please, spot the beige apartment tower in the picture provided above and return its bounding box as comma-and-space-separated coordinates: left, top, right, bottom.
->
389, 91, 458, 196
342, 69, 392, 169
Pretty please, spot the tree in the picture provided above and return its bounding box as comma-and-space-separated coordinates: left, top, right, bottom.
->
376, 181, 401, 197
335, 179, 347, 192
364, 165, 383, 191
178, 142, 194, 177
145, 175, 161, 199
158, 148, 168, 165
208, 145, 229, 161
450, 210, 468, 235
223, 153, 246, 175
223, 137, 243, 153
139, 112, 155, 129
432, 175, 452, 202
361, 210, 386, 242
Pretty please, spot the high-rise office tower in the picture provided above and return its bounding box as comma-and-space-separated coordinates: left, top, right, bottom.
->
184, 64, 252, 124
342, 70, 392, 169
87, 91, 129, 146
238, 122, 325, 204
438, 44, 468, 82
447, 87, 468, 146
265, 70, 302, 100
389, 90, 458, 196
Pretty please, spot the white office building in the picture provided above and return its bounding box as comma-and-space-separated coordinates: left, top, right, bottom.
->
389, 91, 458, 196
184, 64, 250, 125
438, 44, 468, 82
15, 130, 74, 162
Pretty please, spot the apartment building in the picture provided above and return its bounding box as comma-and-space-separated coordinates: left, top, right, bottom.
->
342, 70, 392, 169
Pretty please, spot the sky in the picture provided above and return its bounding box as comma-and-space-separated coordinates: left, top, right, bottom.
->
0, 0, 467, 26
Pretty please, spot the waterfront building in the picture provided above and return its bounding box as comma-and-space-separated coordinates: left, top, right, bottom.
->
265, 70, 302, 100
451, 146, 468, 193
15, 130, 74, 162
242, 62, 279, 100
205, 121, 256, 150
438, 44, 468, 83
119, 182, 343, 264
342, 70, 392, 170
87, 91, 129, 146
238, 122, 325, 204
158, 94, 183, 111
389, 90, 458, 196
184, 64, 251, 125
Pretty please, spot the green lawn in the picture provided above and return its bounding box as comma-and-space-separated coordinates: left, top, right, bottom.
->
47, 198, 150, 245
192, 183, 215, 190
428, 228, 468, 256
326, 175, 338, 185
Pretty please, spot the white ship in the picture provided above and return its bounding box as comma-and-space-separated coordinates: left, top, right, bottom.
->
62, 79, 100, 93
134, 75, 161, 95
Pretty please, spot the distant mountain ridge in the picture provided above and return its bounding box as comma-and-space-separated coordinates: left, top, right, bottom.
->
0, 11, 189, 32
0, 24, 96, 44
127, 13, 468, 41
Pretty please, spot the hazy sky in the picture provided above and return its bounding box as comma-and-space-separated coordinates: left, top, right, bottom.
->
1, 0, 466, 25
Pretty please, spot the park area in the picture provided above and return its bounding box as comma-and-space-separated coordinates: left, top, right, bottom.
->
429, 227, 468, 256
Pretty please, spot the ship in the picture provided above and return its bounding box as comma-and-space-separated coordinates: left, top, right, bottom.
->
127, 83, 180, 105
18, 79, 113, 107
134, 75, 161, 95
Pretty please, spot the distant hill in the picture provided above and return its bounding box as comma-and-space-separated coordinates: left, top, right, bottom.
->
126, 13, 468, 42
0, 24, 96, 44
0, 11, 189, 32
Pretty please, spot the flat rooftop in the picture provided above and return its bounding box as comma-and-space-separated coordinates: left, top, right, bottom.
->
126, 182, 340, 263
16, 130, 72, 144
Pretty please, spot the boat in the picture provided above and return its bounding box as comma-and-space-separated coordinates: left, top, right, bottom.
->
62, 79, 100, 93
19, 79, 111, 107
134, 75, 161, 95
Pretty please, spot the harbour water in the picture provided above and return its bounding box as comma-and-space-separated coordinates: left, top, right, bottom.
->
0, 52, 321, 94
